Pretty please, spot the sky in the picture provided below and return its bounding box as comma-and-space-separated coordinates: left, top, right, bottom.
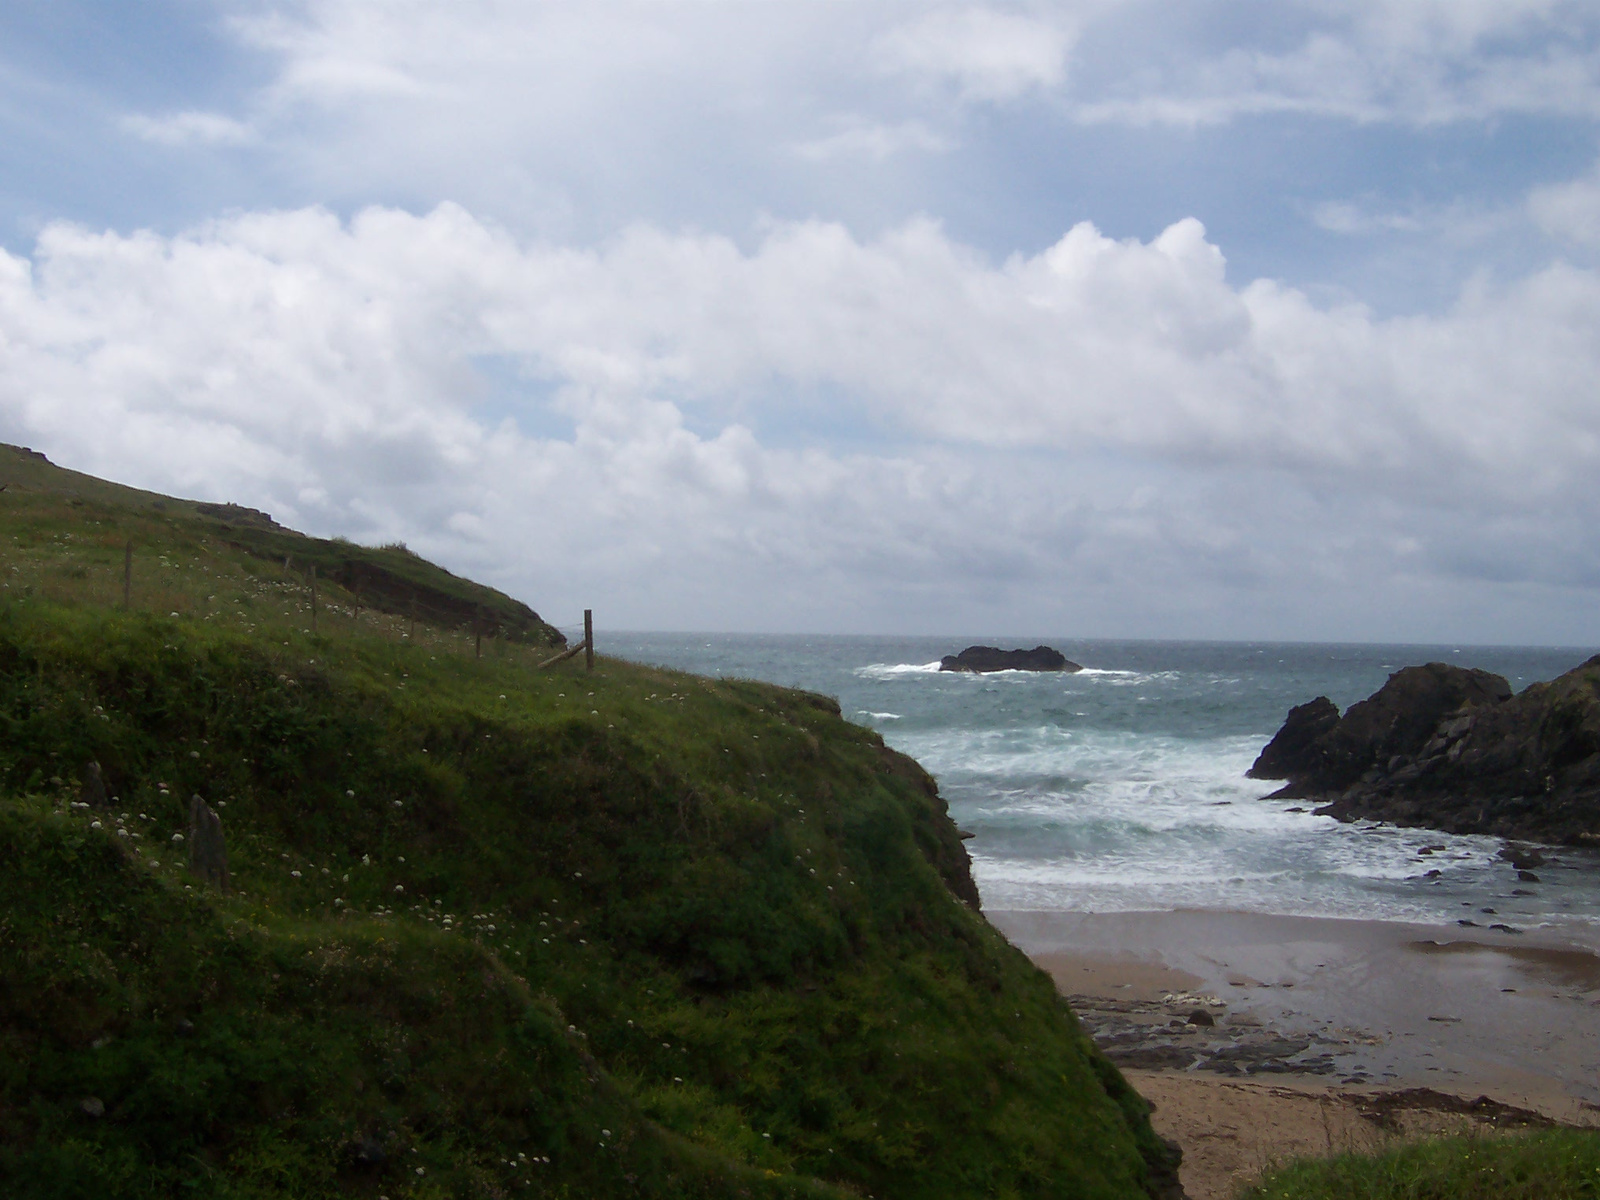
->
2, 2, 1600, 644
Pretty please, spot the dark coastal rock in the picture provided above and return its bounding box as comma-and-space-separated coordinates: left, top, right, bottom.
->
1247, 697, 1339, 781
1498, 844, 1545, 870
1251, 663, 1511, 797
1252, 654, 1600, 845
939, 645, 1081, 673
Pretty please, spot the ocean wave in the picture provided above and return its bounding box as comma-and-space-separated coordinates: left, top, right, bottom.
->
854, 661, 942, 679
1081, 669, 1182, 687
858, 710, 902, 720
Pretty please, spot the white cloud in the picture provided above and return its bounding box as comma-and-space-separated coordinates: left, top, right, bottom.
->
1530, 162, 1600, 247
875, 8, 1075, 102
1311, 201, 1424, 236
1071, 0, 1600, 127
793, 120, 950, 162
2, 204, 1599, 638
119, 111, 255, 146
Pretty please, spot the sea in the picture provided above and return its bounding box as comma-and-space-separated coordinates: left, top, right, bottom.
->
607, 634, 1600, 938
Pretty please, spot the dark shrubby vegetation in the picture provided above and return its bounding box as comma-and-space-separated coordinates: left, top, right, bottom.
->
0, 451, 1175, 1198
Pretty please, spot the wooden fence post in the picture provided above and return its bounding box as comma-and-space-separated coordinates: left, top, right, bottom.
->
123, 540, 132, 609
584, 609, 594, 671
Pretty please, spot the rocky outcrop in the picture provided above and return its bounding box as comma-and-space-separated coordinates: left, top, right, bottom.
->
1247, 697, 1339, 783
939, 645, 1082, 673
194, 502, 286, 531
1250, 656, 1600, 845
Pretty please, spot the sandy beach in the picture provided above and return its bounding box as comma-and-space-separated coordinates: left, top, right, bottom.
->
989, 908, 1600, 1199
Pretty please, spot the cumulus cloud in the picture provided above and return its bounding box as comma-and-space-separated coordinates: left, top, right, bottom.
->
2, 204, 1599, 637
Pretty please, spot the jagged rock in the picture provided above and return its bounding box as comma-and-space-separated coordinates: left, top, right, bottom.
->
78, 760, 108, 809
194, 502, 286, 531
188, 794, 230, 892
1252, 663, 1511, 797
1252, 655, 1600, 845
938, 645, 1082, 673
1247, 697, 1339, 780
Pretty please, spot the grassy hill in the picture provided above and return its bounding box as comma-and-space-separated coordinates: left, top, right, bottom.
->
0, 446, 1178, 1199
0, 445, 563, 648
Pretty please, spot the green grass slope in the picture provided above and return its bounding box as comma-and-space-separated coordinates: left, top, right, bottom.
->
1238, 1128, 1600, 1200
0, 450, 1177, 1199
0, 444, 562, 646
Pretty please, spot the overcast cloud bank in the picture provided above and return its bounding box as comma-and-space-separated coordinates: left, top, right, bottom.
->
4, 201, 1600, 639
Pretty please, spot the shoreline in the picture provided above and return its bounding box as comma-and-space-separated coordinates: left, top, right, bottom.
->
989, 907, 1600, 1199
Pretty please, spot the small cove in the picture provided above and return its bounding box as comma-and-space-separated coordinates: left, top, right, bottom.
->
612, 634, 1600, 936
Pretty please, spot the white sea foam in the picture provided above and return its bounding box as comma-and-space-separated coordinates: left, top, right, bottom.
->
1078, 669, 1182, 687
900, 721, 1566, 925
854, 661, 942, 679
858, 710, 902, 720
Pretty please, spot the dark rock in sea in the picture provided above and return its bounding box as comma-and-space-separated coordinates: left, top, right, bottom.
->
1250, 663, 1511, 796
1249, 654, 1600, 846
1518, 870, 1541, 883
1186, 1009, 1214, 1027
1247, 697, 1339, 781
1498, 843, 1545, 870
938, 645, 1081, 673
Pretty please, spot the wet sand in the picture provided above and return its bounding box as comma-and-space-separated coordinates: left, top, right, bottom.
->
989, 909, 1600, 1199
